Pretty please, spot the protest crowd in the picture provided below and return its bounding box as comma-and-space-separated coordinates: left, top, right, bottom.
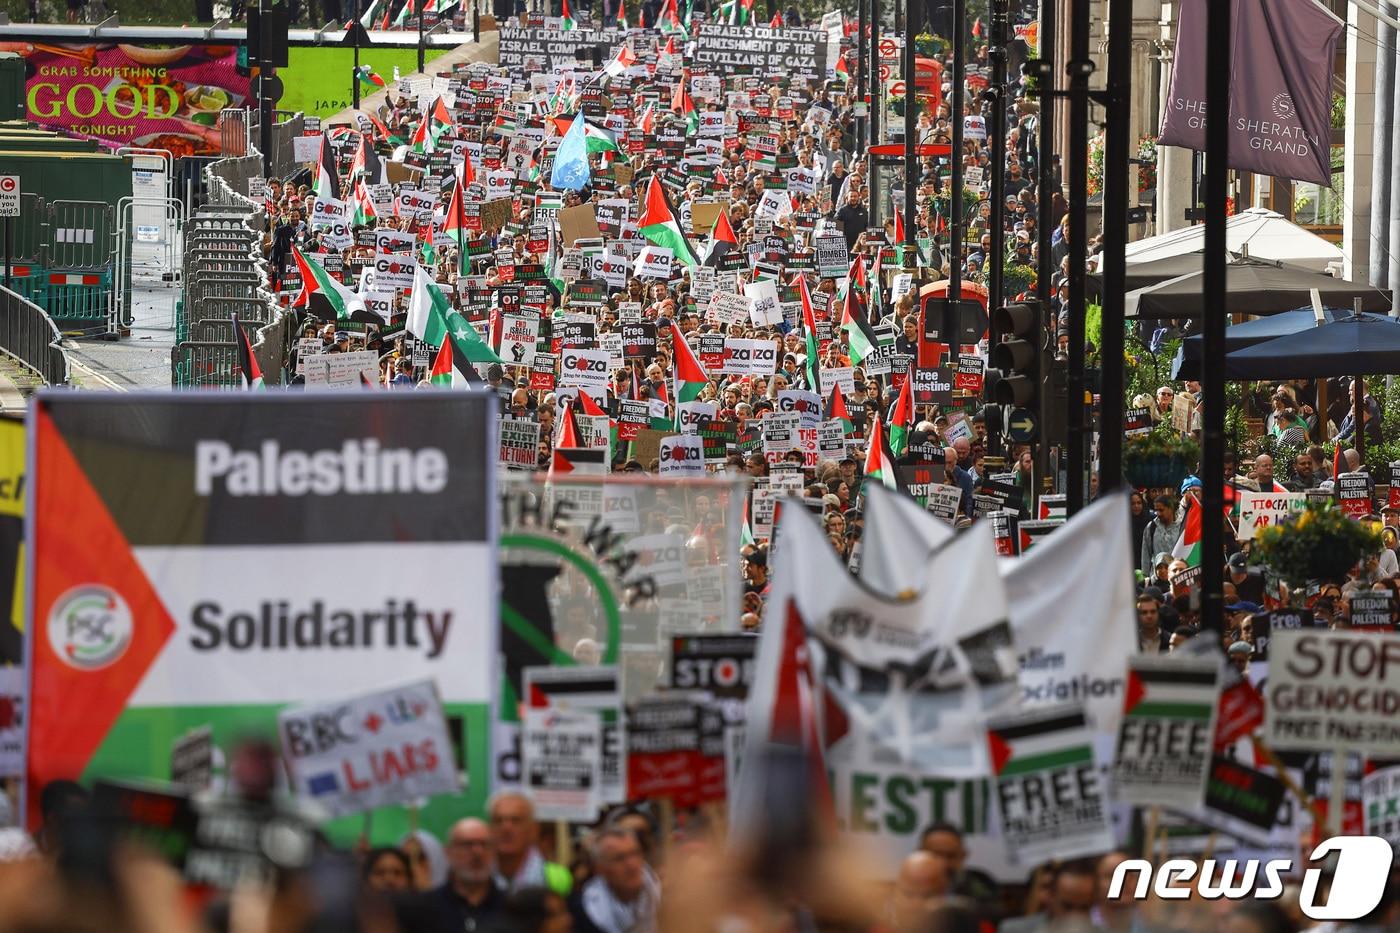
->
13, 0, 1400, 931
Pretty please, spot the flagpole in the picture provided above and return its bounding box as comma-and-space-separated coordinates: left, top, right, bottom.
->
353, 0, 362, 109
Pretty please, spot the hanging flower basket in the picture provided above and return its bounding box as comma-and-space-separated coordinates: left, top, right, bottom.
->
1123, 427, 1199, 490
1253, 502, 1382, 586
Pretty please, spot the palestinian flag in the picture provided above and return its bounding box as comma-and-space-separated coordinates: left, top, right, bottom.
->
669, 321, 709, 403
658, 0, 684, 32
863, 416, 898, 491
313, 133, 340, 201
1171, 500, 1202, 567
407, 264, 502, 368
795, 273, 821, 393
292, 247, 379, 324
357, 109, 393, 142
769, 8, 781, 26
1123, 657, 1218, 722
350, 133, 385, 184
550, 401, 607, 476
638, 101, 656, 134
439, 176, 470, 274
840, 274, 878, 366
232, 312, 264, 390
428, 333, 473, 388
561, 0, 576, 30
355, 65, 387, 89
355, 0, 381, 28
671, 78, 698, 135
887, 373, 912, 458
987, 708, 1093, 778
638, 175, 702, 274
892, 195, 906, 244
605, 45, 637, 77
617, 0, 628, 28
740, 493, 755, 547
825, 383, 853, 435
576, 387, 615, 459
351, 179, 378, 226
703, 209, 737, 267
834, 52, 850, 82
411, 96, 454, 154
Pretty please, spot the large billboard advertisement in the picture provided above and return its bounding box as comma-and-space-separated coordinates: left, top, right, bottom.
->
24, 44, 249, 156
25, 392, 498, 844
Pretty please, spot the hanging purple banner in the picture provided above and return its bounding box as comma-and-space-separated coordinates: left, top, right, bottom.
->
1159, 0, 1341, 187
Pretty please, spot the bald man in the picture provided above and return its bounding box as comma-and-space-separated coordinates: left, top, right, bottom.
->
432, 818, 503, 932
889, 850, 949, 931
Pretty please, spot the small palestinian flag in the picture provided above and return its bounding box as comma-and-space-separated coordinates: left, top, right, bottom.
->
669, 321, 710, 403
825, 383, 853, 435
1122, 657, 1218, 722
605, 45, 637, 77
355, 65, 387, 88
986, 707, 1094, 779
428, 334, 462, 387
795, 273, 821, 393
638, 175, 702, 274
887, 372, 912, 458
351, 179, 378, 226
862, 416, 898, 491
232, 312, 264, 390
769, 8, 781, 26
411, 96, 454, 154
349, 133, 385, 184
550, 401, 607, 476
834, 52, 850, 82
1172, 500, 1202, 567
703, 209, 738, 267
840, 273, 878, 366
313, 133, 340, 201
671, 78, 698, 135
439, 175, 470, 274
561, 0, 576, 30
617, 0, 628, 28
576, 387, 615, 459
638, 101, 656, 134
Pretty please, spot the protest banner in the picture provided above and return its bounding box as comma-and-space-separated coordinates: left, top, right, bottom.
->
1349, 591, 1393, 629
1111, 655, 1219, 810
1266, 629, 1400, 754
1338, 471, 1372, 517
1363, 763, 1400, 850
658, 435, 705, 476
302, 350, 380, 388
499, 24, 627, 70
278, 680, 458, 819
694, 25, 828, 77
626, 692, 700, 803
742, 508, 1020, 879
499, 418, 541, 470
28, 393, 498, 839
722, 337, 779, 375
559, 348, 611, 391
1237, 491, 1307, 541
523, 665, 625, 804
522, 707, 602, 821
986, 704, 1114, 866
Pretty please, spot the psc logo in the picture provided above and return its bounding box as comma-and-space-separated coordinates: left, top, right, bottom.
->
47, 584, 133, 671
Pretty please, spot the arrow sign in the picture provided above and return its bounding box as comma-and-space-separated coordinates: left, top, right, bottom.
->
1007, 408, 1037, 442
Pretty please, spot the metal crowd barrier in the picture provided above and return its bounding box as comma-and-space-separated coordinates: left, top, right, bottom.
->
172, 111, 304, 388
0, 285, 71, 387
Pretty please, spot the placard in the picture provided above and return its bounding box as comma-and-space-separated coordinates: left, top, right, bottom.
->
658, 435, 705, 476
499, 417, 541, 469
1112, 655, 1219, 810
278, 679, 458, 819
1265, 630, 1400, 754
522, 707, 602, 821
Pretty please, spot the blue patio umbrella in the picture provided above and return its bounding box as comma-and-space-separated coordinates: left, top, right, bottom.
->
1223, 313, 1400, 380
1171, 308, 1395, 380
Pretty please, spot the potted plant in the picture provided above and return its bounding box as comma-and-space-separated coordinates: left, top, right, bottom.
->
1252, 502, 1382, 586
1123, 424, 1199, 489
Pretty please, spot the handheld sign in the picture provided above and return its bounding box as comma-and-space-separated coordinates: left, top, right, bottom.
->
1266, 629, 1400, 755
1111, 655, 1219, 810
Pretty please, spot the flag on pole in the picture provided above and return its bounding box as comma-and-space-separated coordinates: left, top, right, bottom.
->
669, 321, 710, 402
313, 133, 340, 201
795, 273, 821, 392
550, 111, 592, 191
410, 96, 453, 153
351, 179, 378, 226
605, 45, 637, 77
354, 65, 387, 88
1172, 500, 1202, 567
671, 76, 698, 135
887, 372, 913, 458
638, 175, 703, 274
292, 247, 377, 323
407, 264, 503, 368
825, 383, 853, 435
232, 312, 264, 390
702, 209, 738, 267
769, 8, 781, 26
638, 101, 656, 134
349, 133, 385, 184
561, 0, 576, 30
863, 416, 899, 491
550, 401, 607, 476
617, 0, 628, 28
429, 334, 469, 387
839, 268, 878, 366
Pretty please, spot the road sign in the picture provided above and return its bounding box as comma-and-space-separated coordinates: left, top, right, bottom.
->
1007, 407, 1038, 443
0, 177, 20, 218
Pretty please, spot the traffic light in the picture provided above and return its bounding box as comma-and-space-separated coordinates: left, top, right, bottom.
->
989, 300, 1042, 407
